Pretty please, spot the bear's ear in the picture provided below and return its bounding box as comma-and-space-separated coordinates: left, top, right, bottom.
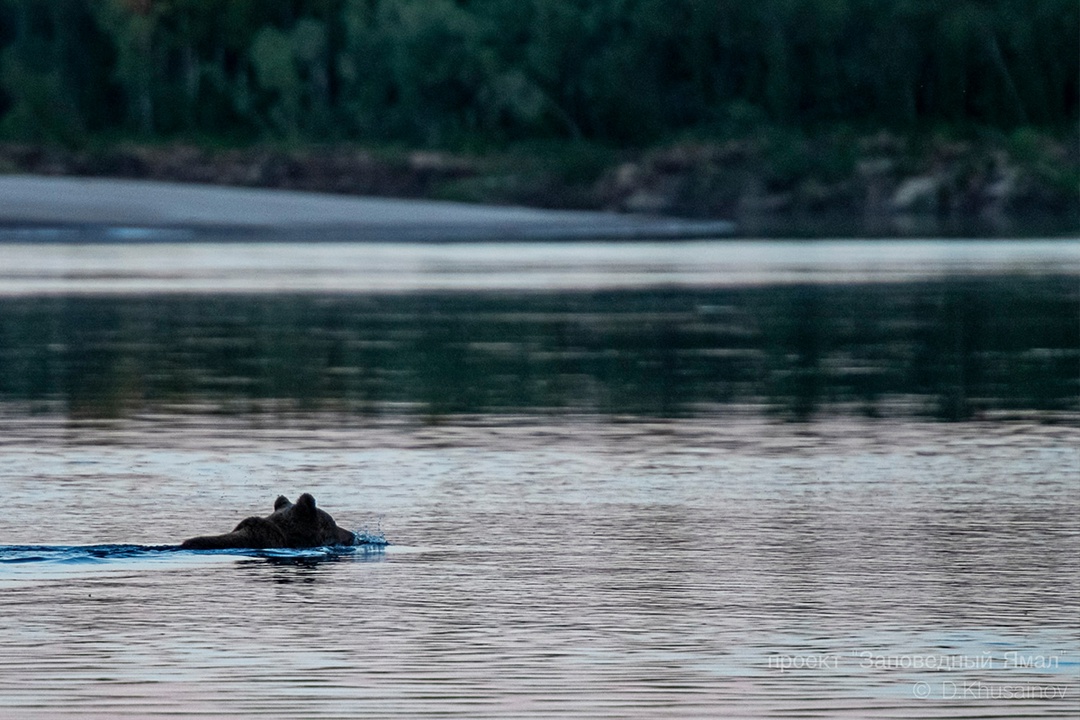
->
296, 493, 317, 516
274, 495, 291, 511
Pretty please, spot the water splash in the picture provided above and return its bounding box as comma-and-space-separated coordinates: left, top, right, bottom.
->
354, 521, 388, 547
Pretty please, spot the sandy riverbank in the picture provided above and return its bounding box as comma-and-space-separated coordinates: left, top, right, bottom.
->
0, 175, 733, 242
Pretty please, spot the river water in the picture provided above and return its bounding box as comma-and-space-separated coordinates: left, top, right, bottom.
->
0, 239, 1077, 719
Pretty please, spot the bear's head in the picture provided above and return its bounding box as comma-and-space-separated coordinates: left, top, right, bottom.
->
180, 493, 356, 549
269, 493, 357, 547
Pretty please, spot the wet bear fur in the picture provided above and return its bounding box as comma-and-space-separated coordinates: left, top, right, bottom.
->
181, 493, 356, 549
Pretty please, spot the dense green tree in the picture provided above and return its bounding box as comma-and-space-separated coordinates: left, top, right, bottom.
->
0, 0, 1075, 146
0, 0, 111, 142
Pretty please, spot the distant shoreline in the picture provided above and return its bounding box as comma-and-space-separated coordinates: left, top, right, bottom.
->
1, 133, 1077, 239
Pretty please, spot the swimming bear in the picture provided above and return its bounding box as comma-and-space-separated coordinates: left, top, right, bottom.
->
181, 493, 356, 549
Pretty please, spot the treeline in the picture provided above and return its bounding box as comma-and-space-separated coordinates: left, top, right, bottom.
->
0, 0, 1076, 147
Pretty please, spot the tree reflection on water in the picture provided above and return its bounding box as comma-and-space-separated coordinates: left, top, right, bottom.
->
0, 276, 1076, 422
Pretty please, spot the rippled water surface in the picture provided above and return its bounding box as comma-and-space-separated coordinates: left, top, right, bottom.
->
0, 240, 1077, 718
1, 417, 1077, 719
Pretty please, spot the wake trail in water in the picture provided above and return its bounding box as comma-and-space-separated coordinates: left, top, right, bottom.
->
0, 531, 388, 565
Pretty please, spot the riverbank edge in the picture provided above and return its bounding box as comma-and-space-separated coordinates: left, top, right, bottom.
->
2, 128, 1077, 238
